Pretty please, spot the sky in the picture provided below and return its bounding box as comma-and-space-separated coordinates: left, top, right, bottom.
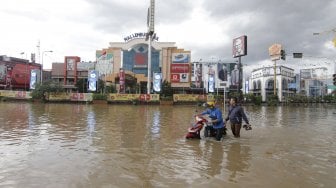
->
0, 0, 336, 75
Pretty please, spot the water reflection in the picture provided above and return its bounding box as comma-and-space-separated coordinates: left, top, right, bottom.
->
203, 141, 224, 177
225, 141, 251, 182
151, 111, 161, 139
87, 110, 96, 136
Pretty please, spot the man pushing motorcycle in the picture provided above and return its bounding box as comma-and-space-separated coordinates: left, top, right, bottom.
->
198, 101, 225, 141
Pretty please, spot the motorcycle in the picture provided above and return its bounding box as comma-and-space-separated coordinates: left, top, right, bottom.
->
185, 115, 208, 139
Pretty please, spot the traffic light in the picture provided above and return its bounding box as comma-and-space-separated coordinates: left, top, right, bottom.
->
280, 50, 286, 60
333, 74, 336, 86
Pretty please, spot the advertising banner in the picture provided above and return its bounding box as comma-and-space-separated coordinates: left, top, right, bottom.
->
170, 73, 189, 83
216, 63, 235, 89
109, 94, 140, 101
88, 70, 98, 92
232, 35, 247, 58
107, 94, 159, 102
70, 93, 93, 102
300, 68, 327, 80
300, 69, 311, 79
119, 68, 125, 93
66, 57, 76, 71
171, 74, 180, 83
192, 63, 203, 88
172, 53, 190, 63
245, 80, 249, 94
30, 69, 38, 90
96, 51, 113, 76
208, 74, 215, 93
153, 73, 162, 92
171, 64, 190, 84
139, 94, 159, 101
140, 94, 151, 101
171, 64, 189, 73
268, 43, 282, 61
0, 65, 6, 82
173, 94, 207, 102
0, 90, 32, 99
47, 92, 70, 101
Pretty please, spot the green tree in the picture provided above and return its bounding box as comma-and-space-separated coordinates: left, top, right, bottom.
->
75, 78, 88, 93
105, 85, 117, 93
31, 81, 64, 101
161, 80, 173, 99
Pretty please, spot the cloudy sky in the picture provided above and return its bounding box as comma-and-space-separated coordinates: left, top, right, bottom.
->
0, 0, 335, 73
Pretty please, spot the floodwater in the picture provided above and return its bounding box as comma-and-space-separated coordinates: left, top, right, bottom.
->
0, 102, 335, 188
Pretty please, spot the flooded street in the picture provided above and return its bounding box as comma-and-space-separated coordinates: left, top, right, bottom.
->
0, 102, 335, 188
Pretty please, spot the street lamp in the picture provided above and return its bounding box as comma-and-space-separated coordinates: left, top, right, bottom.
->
41, 50, 53, 84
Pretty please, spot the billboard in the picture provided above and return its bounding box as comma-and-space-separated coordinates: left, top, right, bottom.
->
0, 61, 41, 89
204, 64, 217, 93
214, 63, 238, 89
96, 51, 113, 76
208, 74, 215, 93
66, 58, 76, 71
88, 70, 98, 92
171, 64, 189, 73
119, 68, 125, 93
172, 53, 190, 63
0, 65, 6, 82
232, 35, 247, 58
300, 68, 327, 79
153, 72, 162, 92
170, 64, 190, 83
171, 73, 189, 83
192, 63, 203, 88
30, 69, 38, 89
268, 43, 282, 61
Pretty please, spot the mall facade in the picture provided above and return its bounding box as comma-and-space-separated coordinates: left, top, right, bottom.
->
95, 32, 192, 93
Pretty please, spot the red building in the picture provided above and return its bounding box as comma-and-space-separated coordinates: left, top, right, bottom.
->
0, 55, 41, 90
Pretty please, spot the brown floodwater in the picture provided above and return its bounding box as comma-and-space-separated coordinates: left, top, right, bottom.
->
0, 102, 335, 188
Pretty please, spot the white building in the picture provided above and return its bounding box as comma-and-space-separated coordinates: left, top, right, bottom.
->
299, 67, 328, 96
249, 65, 295, 102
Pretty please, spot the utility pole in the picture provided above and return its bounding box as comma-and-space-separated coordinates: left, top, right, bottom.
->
268, 44, 282, 97
41, 50, 53, 84
147, 0, 155, 94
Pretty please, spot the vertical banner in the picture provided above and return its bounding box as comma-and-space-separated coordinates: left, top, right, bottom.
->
230, 64, 240, 87
88, 70, 98, 92
119, 68, 125, 93
153, 72, 162, 92
245, 80, 249, 94
208, 74, 215, 93
205, 64, 216, 92
193, 63, 202, 88
30, 69, 38, 90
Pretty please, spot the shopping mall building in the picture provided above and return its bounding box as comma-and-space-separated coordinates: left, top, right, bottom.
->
94, 32, 192, 93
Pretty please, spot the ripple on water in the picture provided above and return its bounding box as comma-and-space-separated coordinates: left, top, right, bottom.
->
0, 103, 336, 187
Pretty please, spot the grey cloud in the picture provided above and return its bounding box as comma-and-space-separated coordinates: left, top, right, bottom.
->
81, 0, 195, 34
83, 0, 148, 34
156, 0, 194, 24
80, 0, 336, 65
199, 0, 336, 64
